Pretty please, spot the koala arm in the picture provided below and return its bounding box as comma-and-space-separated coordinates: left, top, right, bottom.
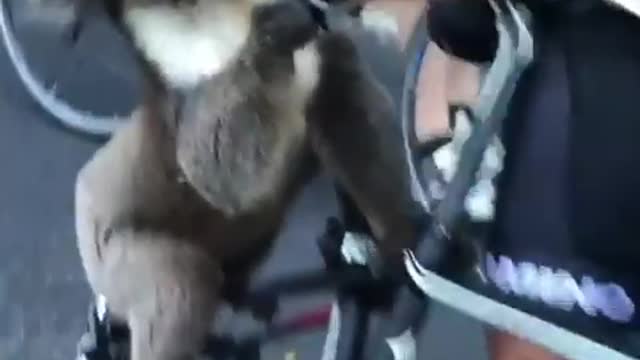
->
306, 32, 427, 269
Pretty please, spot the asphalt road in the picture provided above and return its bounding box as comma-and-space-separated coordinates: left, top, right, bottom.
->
0, 3, 488, 359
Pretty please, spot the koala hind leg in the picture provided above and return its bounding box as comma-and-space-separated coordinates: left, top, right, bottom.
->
80, 228, 223, 360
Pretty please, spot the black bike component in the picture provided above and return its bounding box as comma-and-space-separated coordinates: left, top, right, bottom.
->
331, 296, 370, 360
76, 303, 113, 360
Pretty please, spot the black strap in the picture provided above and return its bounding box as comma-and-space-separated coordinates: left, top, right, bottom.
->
528, 0, 602, 15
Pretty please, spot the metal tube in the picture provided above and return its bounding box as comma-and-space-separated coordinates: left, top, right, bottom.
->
331, 295, 370, 360
404, 251, 637, 360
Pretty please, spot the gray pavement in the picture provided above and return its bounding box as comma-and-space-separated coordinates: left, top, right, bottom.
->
0, 4, 488, 359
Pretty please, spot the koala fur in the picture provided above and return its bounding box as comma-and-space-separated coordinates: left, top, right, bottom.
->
74, 0, 423, 359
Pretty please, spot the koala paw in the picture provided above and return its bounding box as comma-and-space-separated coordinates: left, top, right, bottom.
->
253, 0, 319, 51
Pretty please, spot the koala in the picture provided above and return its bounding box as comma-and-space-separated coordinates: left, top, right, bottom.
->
73, 0, 425, 359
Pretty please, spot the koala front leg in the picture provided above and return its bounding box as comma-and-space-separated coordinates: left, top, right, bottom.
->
306, 32, 432, 272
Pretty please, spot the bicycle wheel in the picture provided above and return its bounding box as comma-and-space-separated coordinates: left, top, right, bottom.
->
0, 0, 137, 139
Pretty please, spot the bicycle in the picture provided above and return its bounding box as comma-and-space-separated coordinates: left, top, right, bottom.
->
70, 2, 534, 360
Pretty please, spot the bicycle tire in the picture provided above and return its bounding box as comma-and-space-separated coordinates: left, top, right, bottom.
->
0, 0, 126, 139
401, 10, 431, 211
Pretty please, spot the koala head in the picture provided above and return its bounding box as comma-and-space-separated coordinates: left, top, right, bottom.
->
77, 0, 325, 88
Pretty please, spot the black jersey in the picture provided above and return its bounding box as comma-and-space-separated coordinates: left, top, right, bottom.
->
482, 1, 640, 347
424, 0, 640, 354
